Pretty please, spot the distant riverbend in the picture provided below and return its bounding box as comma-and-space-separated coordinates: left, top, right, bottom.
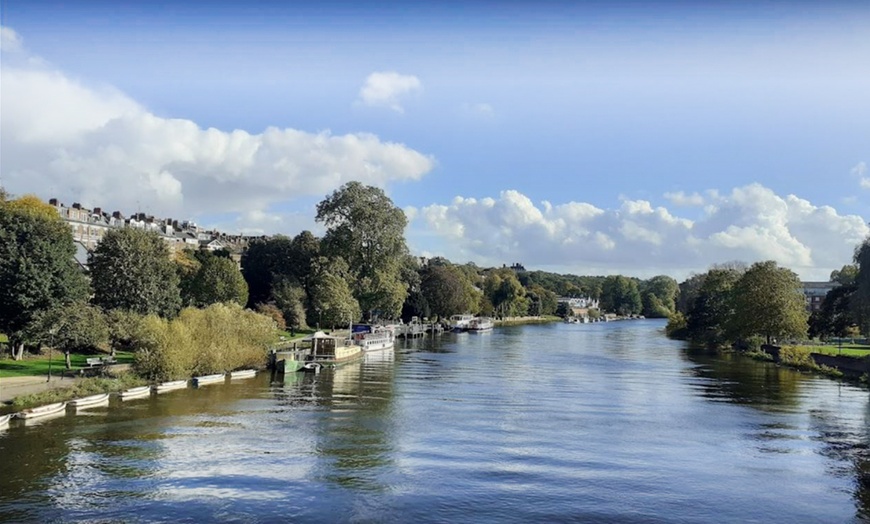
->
1, 320, 867, 523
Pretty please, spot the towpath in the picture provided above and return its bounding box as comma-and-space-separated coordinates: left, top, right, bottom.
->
0, 375, 81, 404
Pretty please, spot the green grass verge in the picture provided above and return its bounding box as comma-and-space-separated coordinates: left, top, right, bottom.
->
0, 351, 135, 378
0, 333, 8, 344
795, 344, 870, 358
10, 373, 147, 410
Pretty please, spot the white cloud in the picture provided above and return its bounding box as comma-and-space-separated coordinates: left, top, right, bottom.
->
664, 190, 705, 206
852, 161, 870, 189
0, 26, 22, 53
0, 32, 435, 227
415, 183, 869, 280
357, 71, 422, 113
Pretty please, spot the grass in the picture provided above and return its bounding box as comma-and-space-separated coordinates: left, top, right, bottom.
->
0, 351, 135, 378
795, 344, 870, 359
0, 333, 7, 344
10, 373, 147, 410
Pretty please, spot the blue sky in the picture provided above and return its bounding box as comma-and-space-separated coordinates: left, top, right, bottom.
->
1, 1, 868, 279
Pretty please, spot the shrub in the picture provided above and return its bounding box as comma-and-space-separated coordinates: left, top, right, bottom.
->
256, 303, 286, 331
777, 345, 819, 372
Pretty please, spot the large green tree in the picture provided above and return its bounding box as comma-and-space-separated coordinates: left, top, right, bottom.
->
421, 264, 479, 318
484, 268, 527, 317
89, 228, 181, 317
0, 195, 89, 359
188, 254, 248, 307
728, 260, 808, 344
240, 236, 295, 307
640, 275, 680, 318
316, 182, 409, 318
308, 257, 361, 329
26, 302, 109, 368
686, 267, 743, 346
809, 284, 855, 340
600, 275, 642, 316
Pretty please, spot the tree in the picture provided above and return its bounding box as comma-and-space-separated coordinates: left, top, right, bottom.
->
316, 182, 409, 318
308, 257, 361, 329
241, 236, 296, 307
273, 278, 308, 331
188, 255, 248, 307
830, 264, 858, 286
89, 228, 181, 317
853, 238, 870, 335
26, 302, 109, 368
0, 195, 89, 359
728, 261, 808, 344
484, 268, 527, 318
640, 275, 679, 318
600, 276, 641, 316
421, 264, 478, 318
686, 267, 742, 346
809, 284, 855, 340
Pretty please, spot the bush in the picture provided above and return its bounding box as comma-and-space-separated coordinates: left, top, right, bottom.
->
665, 312, 688, 339
106, 309, 145, 352
131, 303, 274, 381
256, 303, 286, 331
777, 345, 819, 372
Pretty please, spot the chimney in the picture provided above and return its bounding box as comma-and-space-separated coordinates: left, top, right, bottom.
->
93, 207, 102, 215
112, 211, 122, 219
49, 198, 58, 206
72, 202, 81, 209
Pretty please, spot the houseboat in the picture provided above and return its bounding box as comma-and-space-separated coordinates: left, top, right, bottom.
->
352, 324, 395, 352
449, 314, 475, 332
280, 331, 362, 373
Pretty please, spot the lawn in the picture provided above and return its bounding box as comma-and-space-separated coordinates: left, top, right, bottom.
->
0, 351, 135, 378
796, 344, 870, 358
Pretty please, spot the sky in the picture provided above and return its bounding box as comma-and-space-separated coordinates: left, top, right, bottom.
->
1, 0, 869, 281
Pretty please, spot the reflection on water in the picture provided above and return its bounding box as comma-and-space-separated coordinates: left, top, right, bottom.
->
1, 320, 868, 523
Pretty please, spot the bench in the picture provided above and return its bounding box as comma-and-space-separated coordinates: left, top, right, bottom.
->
86, 357, 104, 368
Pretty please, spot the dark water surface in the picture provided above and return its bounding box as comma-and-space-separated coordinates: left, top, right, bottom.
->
2, 320, 869, 523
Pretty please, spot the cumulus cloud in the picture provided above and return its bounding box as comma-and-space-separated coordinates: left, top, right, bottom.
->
357, 71, 422, 113
415, 183, 869, 280
0, 28, 434, 225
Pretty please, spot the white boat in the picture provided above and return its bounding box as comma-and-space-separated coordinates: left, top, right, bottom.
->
229, 369, 257, 380
351, 325, 395, 352
118, 385, 152, 401
467, 317, 494, 332
0, 413, 11, 428
449, 314, 475, 332
193, 373, 225, 387
68, 393, 110, 409
15, 402, 67, 420
153, 380, 188, 394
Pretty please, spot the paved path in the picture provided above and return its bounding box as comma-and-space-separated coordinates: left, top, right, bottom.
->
0, 375, 81, 404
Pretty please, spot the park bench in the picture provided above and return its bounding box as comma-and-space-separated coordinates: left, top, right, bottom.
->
85, 357, 105, 368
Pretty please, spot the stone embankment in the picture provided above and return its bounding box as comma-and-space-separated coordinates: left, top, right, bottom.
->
761, 344, 870, 378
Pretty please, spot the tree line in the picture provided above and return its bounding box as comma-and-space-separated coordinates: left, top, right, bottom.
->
666, 237, 870, 348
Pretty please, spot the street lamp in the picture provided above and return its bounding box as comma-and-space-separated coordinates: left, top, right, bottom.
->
47, 327, 57, 382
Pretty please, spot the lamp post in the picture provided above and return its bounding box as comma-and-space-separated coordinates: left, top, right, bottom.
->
47, 327, 57, 383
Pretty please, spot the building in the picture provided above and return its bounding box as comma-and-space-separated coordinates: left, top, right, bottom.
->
801, 281, 838, 312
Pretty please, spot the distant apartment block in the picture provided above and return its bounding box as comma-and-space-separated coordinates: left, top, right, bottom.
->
801, 281, 838, 313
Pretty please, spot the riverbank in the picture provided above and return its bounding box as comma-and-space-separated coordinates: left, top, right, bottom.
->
493, 316, 560, 326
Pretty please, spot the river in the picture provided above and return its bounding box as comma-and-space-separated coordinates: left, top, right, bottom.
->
1, 320, 868, 523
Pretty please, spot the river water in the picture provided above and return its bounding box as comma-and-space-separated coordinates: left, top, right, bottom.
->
1, 320, 869, 523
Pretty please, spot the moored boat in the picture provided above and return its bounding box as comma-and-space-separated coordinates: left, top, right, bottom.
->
193, 373, 226, 387
118, 385, 152, 401
449, 314, 475, 332
153, 380, 188, 394
0, 413, 11, 428
68, 393, 110, 410
15, 402, 67, 420
352, 324, 395, 352
229, 369, 257, 379
467, 317, 494, 332
303, 331, 362, 366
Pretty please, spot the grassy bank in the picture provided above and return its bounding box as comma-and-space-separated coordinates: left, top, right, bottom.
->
793, 344, 870, 358
0, 351, 135, 378
9, 372, 147, 410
